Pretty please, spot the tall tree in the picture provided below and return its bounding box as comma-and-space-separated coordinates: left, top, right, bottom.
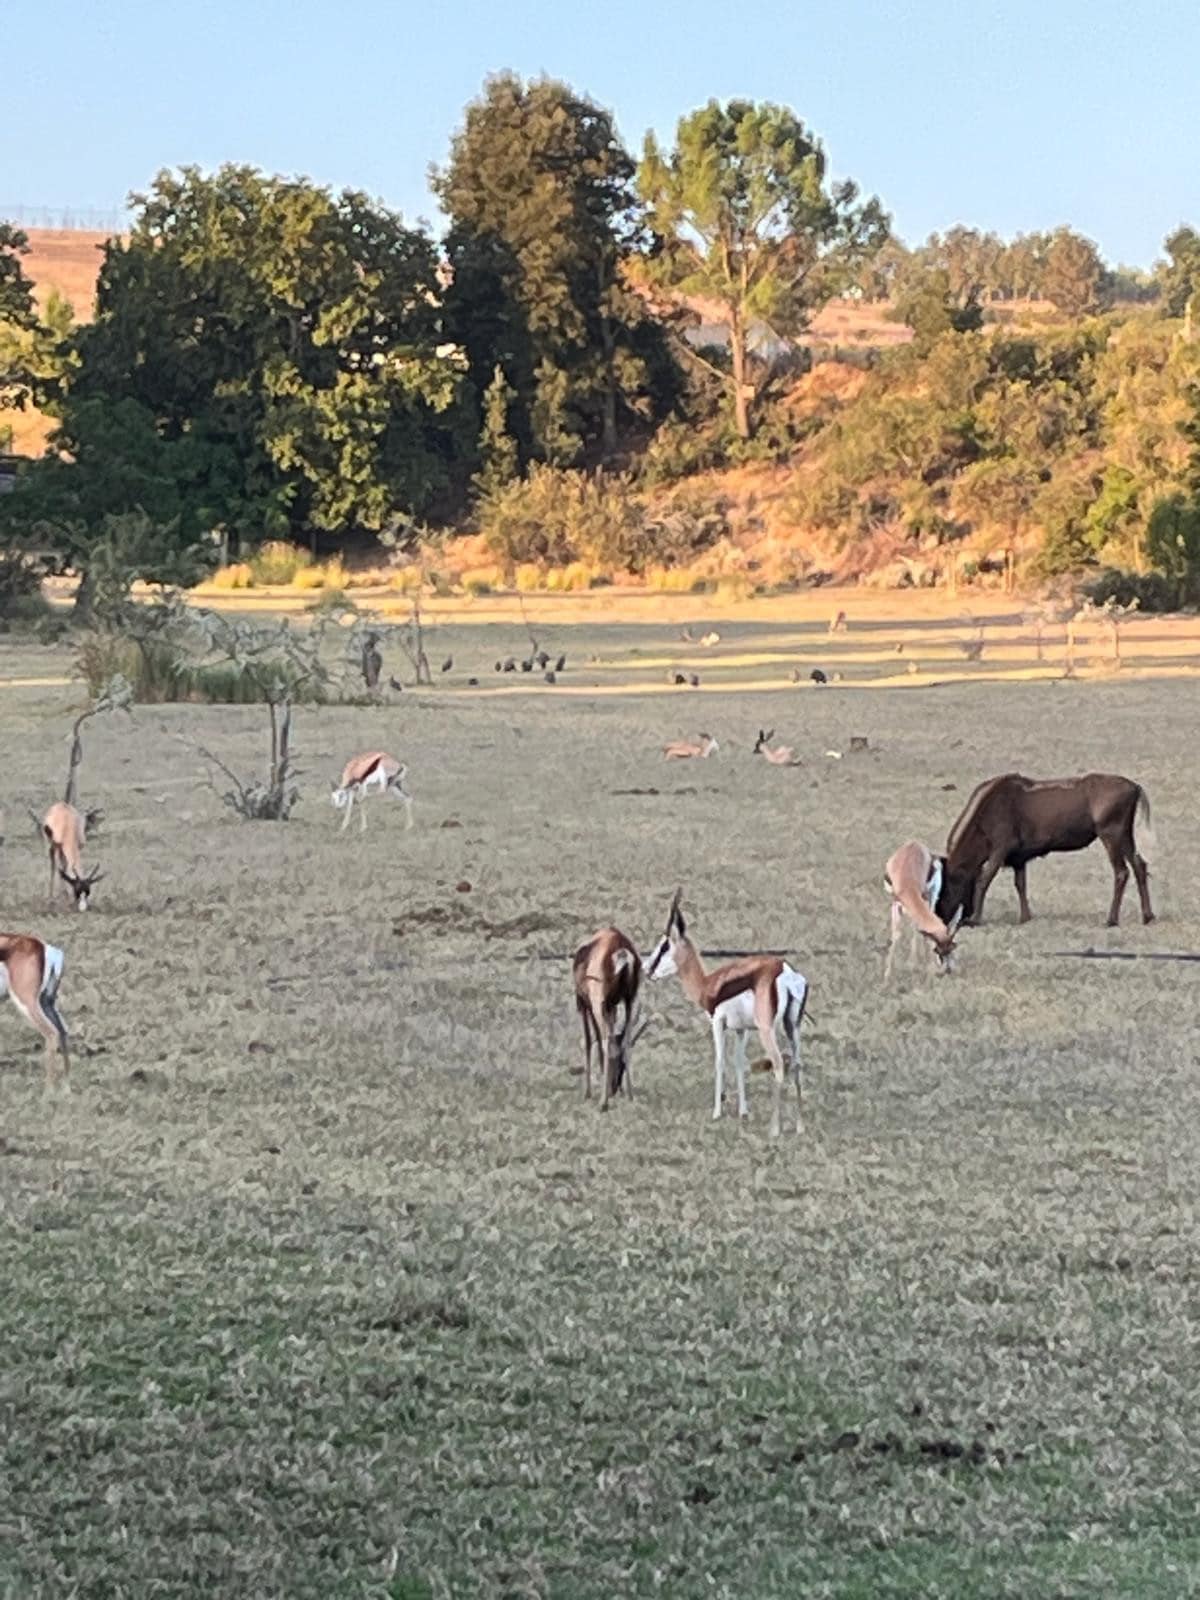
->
638, 100, 888, 438
63, 166, 468, 550
1159, 226, 1200, 322
0, 223, 45, 417
434, 74, 673, 464
1041, 227, 1108, 318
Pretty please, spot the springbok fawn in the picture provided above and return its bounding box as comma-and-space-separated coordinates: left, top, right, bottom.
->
752, 730, 797, 766
662, 733, 719, 761
571, 927, 648, 1111
884, 839, 961, 981
41, 801, 103, 911
646, 891, 808, 1137
331, 752, 413, 832
0, 934, 69, 1085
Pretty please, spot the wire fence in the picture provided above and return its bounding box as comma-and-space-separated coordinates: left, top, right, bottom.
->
1, 204, 128, 233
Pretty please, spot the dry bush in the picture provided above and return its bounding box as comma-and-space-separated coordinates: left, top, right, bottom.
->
248, 541, 313, 586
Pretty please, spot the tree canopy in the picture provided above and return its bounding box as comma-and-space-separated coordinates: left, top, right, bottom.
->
638, 99, 889, 437
434, 73, 677, 469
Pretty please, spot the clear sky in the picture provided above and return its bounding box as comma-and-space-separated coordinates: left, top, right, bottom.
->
6, 0, 1198, 266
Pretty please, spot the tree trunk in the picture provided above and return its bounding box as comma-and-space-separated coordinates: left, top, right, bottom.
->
72, 567, 95, 621
730, 314, 751, 440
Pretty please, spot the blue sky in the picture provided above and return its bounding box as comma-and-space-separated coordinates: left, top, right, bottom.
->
6, 0, 1198, 266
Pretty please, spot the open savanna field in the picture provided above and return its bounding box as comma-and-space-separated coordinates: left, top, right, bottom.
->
4, 591, 1200, 1597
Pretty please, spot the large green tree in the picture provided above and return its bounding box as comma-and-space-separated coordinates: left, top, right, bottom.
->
61, 166, 468, 549
1041, 227, 1109, 318
1159, 226, 1200, 322
0, 223, 44, 419
638, 100, 888, 437
434, 74, 677, 467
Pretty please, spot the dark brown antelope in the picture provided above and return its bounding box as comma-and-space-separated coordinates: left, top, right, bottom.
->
571, 927, 647, 1111
937, 772, 1155, 928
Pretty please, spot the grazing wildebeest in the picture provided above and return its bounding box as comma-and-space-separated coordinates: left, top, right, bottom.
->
935, 772, 1155, 928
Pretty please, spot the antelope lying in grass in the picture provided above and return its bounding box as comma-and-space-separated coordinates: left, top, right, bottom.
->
646, 890, 808, 1137
752, 729, 798, 766
331, 752, 413, 832
41, 801, 104, 911
884, 839, 961, 981
663, 733, 718, 760
571, 927, 648, 1111
0, 933, 69, 1085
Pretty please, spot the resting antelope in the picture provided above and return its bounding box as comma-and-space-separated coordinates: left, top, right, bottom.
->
663, 733, 718, 761
0, 933, 69, 1085
41, 801, 103, 910
752, 729, 797, 766
331, 752, 413, 832
884, 839, 961, 981
646, 890, 808, 1137
571, 927, 648, 1111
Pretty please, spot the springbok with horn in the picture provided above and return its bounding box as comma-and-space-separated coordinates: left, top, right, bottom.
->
571, 927, 648, 1111
752, 729, 798, 766
0, 933, 69, 1085
646, 890, 808, 1137
662, 733, 719, 761
39, 801, 103, 911
884, 840, 961, 981
331, 752, 413, 832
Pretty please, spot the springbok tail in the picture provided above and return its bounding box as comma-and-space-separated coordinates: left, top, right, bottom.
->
1136, 786, 1157, 860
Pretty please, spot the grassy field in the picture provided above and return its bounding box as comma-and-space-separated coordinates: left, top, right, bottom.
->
2, 599, 1200, 1597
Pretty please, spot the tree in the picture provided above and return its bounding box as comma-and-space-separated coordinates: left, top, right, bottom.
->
1158, 226, 1200, 321
0, 224, 36, 328
1041, 227, 1108, 318
0, 224, 62, 419
435, 74, 673, 465
473, 365, 519, 498
639, 99, 888, 438
891, 262, 983, 352
61, 166, 468, 551
1145, 493, 1200, 604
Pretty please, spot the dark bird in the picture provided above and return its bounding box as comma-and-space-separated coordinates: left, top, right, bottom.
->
544, 670, 556, 684
468, 676, 479, 687
502, 658, 517, 673
673, 672, 688, 685
441, 656, 453, 673
388, 676, 404, 693
535, 650, 550, 669
555, 654, 566, 672
520, 658, 534, 672
689, 673, 700, 687
810, 669, 828, 685
494, 661, 503, 672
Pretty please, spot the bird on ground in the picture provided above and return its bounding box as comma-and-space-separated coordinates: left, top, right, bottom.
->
544, 671, 556, 684
502, 659, 517, 673
535, 650, 550, 669
555, 654, 566, 672
810, 669, 828, 685
441, 657, 453, 673
689, 673, 700, 687
672, 672, 688, 685
520, 658, 534, 672
467, 677, 479, 687
388, 676, 404, 693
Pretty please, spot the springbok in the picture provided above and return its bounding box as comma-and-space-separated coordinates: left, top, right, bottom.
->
646, 890, 808, 1137
41, 801, 103, 911
331, 752, 413, 832
663, 733, 719, 761
884, 840, 961, 981
0, 933, 69, 1084
752, 729, 797, 766
571, 927, 648, 1111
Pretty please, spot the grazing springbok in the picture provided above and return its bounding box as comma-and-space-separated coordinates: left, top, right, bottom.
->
752, 729, 797, 766
937, 772, 1155, 928
331, 752, 413, 832
571, 927, 648, 1111
41, 801, 103, 911
884, 840, 961, 981
646, 890, 808, 1137
663, 733, 719, 761
0, 933, 69, 1085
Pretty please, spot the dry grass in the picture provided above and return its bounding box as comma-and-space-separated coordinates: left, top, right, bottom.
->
2, 608, 1200, 1596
